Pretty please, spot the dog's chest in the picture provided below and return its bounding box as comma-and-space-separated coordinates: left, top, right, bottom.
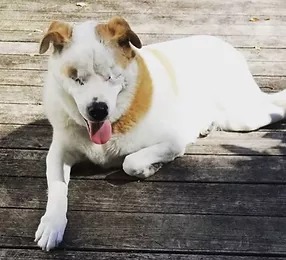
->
85, 138, 123, 166
64, 126, 125, 165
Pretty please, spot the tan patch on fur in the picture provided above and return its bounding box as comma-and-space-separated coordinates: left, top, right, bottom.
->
112, 53, 153, 134
62, 65, 78, 79
96, 16, 142, 68
39, 21, 72, 54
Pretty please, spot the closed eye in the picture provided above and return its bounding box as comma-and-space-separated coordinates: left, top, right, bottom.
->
65, 66, 85, 86
73, 77, 85, 86
106, 73, 123, 82
115, 73, 122, 79
97, 73, 111, 82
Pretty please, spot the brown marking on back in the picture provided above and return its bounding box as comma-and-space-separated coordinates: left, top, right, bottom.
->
96, 16, 142, 68
39, 21, 72, 54
112, 53, 153, 134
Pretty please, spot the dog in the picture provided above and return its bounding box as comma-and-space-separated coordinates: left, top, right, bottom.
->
34, 17, 286, 250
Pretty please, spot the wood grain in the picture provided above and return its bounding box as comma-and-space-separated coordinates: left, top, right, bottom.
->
1, 0, 285, 15
2, 249, 285, 260
1, 208, 286, 254
1, 11, 286, 26
1, 148, 286, 184
0, 86, 42, 104
26, 23, 286, 36
1, 21, 286, 36
1, 175, 286, 216
0, 104, 45, 124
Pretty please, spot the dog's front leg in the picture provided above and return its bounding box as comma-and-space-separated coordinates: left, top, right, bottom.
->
35, 140, 70, 251
123, 141, 185, 178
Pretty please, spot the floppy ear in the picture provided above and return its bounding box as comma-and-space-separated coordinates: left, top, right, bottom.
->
39, 21, 72, 54
96, 16, 142, 49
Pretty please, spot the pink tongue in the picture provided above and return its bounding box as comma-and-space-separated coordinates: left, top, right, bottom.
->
88, 120, 112, 144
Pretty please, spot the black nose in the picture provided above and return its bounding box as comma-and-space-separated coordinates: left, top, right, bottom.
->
87, 102, 108, 121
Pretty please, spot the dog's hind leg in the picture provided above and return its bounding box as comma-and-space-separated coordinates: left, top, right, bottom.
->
218, 90, 286, 132
267, 89, 286, 109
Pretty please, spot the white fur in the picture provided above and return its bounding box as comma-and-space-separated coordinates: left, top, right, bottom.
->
35, 21, 286, 250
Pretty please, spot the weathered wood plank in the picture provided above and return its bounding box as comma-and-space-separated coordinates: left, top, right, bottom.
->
0, 124, 51, 149
1, 13, 286, 29
1, 148, 286, 184
1, 208, 286, 254
1, 175, 286, 216
0, 55, 45, 69
0, 42, 39, 55
2, 31, 286, 49
0, 69, 43, 86
243, 49, 286, 62
0, 86, 42, 104
2, 249, 285, 260
1, 0, 285, 15
0, 30, 42, 43
1, 11, 286, 26
0, 0, 285, 6
250, 62, 286, 76
2, 19, 286, 36
255, 76, 286, 92
1, 123, 286, 155
0, 104, 45, 123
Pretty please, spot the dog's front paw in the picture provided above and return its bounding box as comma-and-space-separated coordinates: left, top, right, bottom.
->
123, 155, 163, 178
35, 213, 67, 251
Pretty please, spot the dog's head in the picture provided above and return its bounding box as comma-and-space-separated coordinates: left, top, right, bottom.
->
40, 17, 142, 144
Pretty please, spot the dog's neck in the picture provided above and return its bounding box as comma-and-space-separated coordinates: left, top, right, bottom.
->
111, 52, 153, 134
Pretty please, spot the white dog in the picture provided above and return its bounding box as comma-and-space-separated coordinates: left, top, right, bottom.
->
35, 17, 286, 250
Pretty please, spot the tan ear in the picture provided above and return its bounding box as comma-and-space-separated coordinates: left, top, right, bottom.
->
39, 21, 72, 54
96, 16, 142, 49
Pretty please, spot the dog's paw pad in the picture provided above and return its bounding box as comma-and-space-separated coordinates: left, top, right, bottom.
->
35, 214, 67, 251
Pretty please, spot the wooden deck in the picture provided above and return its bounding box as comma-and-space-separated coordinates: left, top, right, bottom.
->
1, 0, 286, 259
